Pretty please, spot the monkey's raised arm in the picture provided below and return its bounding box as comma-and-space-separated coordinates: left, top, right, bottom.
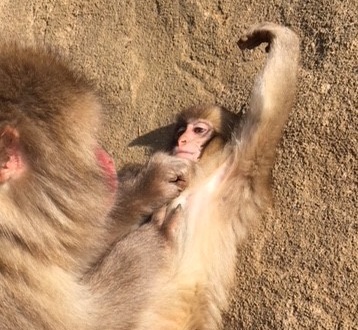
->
236, 23, 299, 183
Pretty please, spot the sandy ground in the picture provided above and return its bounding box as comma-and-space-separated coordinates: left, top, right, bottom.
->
0, 0, 356, 329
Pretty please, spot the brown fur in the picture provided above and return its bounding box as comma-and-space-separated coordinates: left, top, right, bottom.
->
0, 21, 299, 330
135, 22, 300, 329
0, 44, 190, 329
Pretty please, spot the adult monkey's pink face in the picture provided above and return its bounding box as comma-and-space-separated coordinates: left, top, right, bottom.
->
172, 119, 214, 162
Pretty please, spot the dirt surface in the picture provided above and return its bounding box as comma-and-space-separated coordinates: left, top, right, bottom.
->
0, 0, 356, 329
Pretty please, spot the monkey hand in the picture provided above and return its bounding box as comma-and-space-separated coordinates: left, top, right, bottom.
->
142, 153, 193, 209
114, 153, 193, 223
238, 22, 296, 53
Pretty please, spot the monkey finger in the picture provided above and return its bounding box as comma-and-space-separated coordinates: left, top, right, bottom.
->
171, 176, 188, 191
265, 44, 271, 53
151, 206, 167, 226
173, 160, 195, 191
161, 205, 184, 241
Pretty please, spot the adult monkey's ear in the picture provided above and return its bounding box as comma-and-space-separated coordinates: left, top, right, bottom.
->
0, 125, 24, 183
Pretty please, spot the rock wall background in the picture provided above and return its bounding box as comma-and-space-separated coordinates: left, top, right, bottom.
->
0, 0, 356, 329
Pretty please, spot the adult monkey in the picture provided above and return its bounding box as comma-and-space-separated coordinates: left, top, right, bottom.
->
134, 22, 300, 329
0, 43, 189, 329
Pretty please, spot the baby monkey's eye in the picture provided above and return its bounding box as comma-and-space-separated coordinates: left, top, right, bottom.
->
193, 127, 206, 134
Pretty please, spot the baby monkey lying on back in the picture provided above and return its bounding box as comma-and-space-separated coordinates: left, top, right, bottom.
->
133, 22, 300, 330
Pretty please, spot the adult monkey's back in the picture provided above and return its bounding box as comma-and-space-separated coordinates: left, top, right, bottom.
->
137, 22, 300, 330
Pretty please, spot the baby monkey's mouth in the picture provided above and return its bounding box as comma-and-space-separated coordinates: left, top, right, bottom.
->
173, 148, 200, 161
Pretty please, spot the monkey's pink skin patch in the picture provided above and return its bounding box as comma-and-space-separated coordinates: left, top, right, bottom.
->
96, 147, 118, 193
0, 126, 27, 183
